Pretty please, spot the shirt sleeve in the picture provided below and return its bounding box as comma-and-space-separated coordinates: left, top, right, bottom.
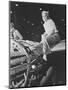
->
13, 30, 23, 40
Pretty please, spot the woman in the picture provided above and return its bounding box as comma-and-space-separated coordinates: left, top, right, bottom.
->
41, 11, 60, 61
10, 23, 23, 41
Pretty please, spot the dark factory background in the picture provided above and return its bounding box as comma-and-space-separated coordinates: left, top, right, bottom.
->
9, 1, 66, 42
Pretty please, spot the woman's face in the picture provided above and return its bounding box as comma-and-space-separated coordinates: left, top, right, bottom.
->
42, 13, 48, 22
10, 23, 14, 32
10, 23, 14, 29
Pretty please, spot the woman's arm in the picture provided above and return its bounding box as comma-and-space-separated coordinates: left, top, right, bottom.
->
13, 30, 23, 40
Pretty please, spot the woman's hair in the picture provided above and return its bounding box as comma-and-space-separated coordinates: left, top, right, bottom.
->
42, 11, 49, 19
10, 22, 14, 29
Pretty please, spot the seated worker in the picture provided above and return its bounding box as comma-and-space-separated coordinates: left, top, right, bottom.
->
10, 23, 23, 41
41, 11, 60, 61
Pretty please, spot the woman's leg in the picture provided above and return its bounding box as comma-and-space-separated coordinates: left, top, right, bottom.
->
41, 34, 51, 61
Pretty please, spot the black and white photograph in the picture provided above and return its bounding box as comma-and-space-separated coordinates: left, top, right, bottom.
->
9, 1, 66, 89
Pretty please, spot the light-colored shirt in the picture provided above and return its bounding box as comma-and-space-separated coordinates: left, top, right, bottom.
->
10, 28, 23, 40
13, 30, 23, 40
43, 19, 58, 36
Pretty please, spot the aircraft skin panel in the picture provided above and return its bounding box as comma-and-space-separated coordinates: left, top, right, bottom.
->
51, 40, 65, 52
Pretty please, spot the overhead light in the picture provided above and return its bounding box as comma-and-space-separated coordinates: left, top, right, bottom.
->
32, 23, 34, 26
61, 19, 64, 21
32, 33, 34, 35
27, 21, 30, 23
40, 8, 42, 10
10, 11, 12, 14
24, 18, 26, 21
15, 4, 19, 7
